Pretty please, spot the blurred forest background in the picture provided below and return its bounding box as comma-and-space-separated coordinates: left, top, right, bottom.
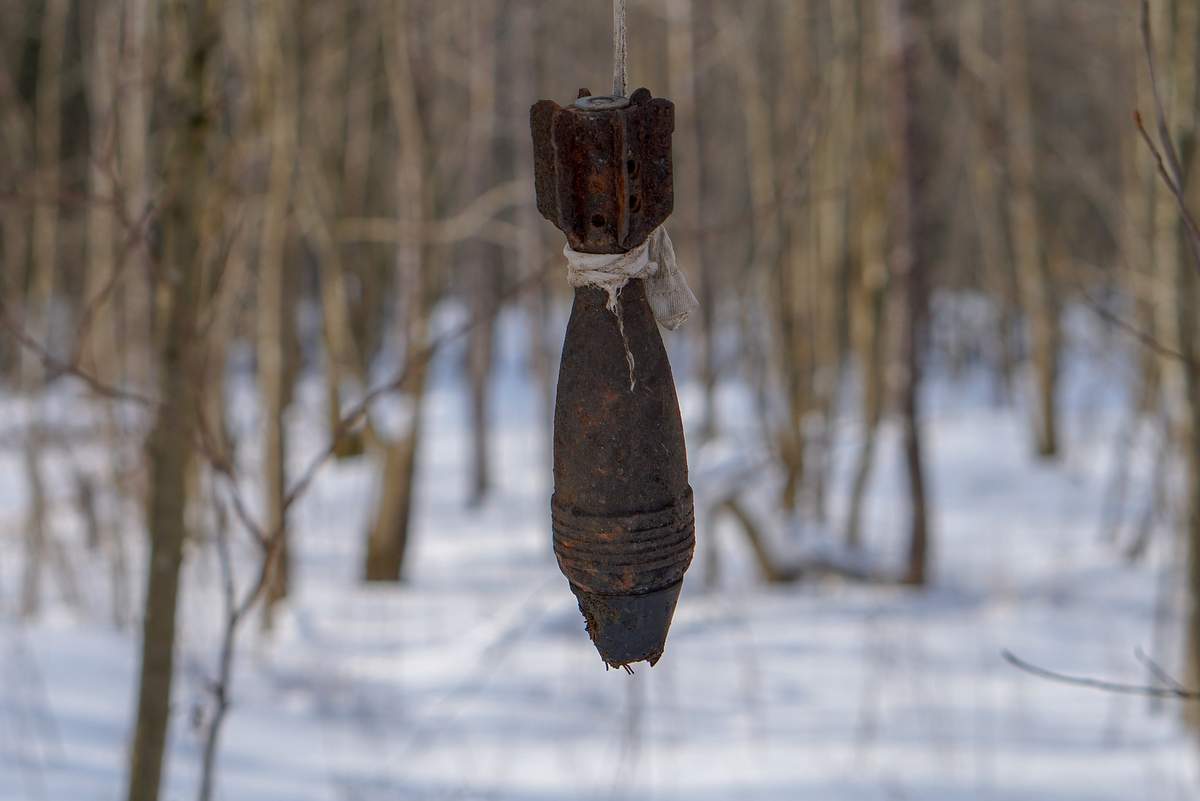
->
2, 0, 1200, 799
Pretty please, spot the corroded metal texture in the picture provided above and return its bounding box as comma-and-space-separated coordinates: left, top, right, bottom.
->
531, 88, 694, 669
531, 87, 674, 254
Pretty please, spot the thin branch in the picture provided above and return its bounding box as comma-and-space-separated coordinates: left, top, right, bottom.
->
1139, 0, 1188, 196
280, 259, 556, 516
1138, 0, 1200, 275
70, 199, 156, 364
168, 264, 557, 723
335, 179, 528, 245
1135, 112, 1200, 261
1002, 650, 1200, 700
1134, 647, 1189, 693
1079, 288, 1187, 363
0, 300, 155, 406
197, 495, 237, 801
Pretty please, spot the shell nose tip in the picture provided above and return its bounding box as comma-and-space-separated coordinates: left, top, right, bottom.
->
570, 580, 684, 669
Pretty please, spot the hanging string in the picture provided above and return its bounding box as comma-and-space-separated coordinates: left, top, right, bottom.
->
613, 0, 627, 97
558, 0, 699, 392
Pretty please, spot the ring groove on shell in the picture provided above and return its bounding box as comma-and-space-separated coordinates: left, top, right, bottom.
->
551, 489, 695, 596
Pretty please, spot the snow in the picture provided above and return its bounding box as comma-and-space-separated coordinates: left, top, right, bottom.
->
1, 305, 1198, 801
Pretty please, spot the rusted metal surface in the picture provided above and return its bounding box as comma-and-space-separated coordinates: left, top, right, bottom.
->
531, 87, 674, 254
531, 87, 694, 669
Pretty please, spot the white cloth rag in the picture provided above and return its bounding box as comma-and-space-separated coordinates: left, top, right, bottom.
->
563, 226, 698, 331
562, 226, 698, 390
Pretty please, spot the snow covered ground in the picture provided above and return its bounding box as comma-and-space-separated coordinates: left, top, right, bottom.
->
1, 307, 1198, 801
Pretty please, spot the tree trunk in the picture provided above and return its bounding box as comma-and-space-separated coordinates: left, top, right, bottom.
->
255, 0, 297, 626
888, 0, 932, 586
1119, 0, 1159, 416
363, 0, 430, 582
959, 0, 1019, 402
667, 0, 718, 442
0, 11, 31, 378
125, 2, 220, 799
509, 0, 553, 464
302, 160, 366, 458
296, 2, 366, 460
719, 0, 786, 480
1004, 0, 1060, 459
809, 0, 860, 523
81, 0, 121, 385
27, 0, 67, 379
118, 0, 155, 389
464, 0, 499, 507
777, 0, 815, 516
1160, 0, 1200, 731
845, 2, 888, 549
18, 0, 69, 620
20, 436, 48, 617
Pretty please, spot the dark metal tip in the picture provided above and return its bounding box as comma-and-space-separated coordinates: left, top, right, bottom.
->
570, 581, 684, 669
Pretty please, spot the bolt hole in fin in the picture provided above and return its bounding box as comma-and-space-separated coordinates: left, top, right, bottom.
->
629, 194, 641, 213
591, 214, 607, 228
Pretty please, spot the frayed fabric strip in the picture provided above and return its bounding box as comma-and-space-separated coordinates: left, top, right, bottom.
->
563, 226, 699, 390
564, 226, 697, 330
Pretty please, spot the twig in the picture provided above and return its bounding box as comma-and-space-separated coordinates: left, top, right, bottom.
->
1134, 646, 1189, 693
1134, 113, 1200, 262
1002, 650, 1200, 700
0, 300, 155, 406
197, 495, 237, 801
1078, 288, 1187, 364
278, 260, 557, 520
183, 254, 562, 635
1138, 0, 1200, 276
69, 163, 159, 363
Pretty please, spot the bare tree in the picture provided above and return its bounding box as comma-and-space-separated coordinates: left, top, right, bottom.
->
364, 0, 433, 582
1145, 0, 1200, 726
1004, 0, 1061, 459
255, 0, 298, 624
19, 0, 69, 619
887, 0, 933, 586
81, 0, 121, 385
845, 0, 889, 550
464, 0, 500, 506
126, 1, 223, 799
666, 0, 718, 442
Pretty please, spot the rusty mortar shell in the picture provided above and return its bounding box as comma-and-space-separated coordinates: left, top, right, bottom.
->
531, 87, 695, 669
